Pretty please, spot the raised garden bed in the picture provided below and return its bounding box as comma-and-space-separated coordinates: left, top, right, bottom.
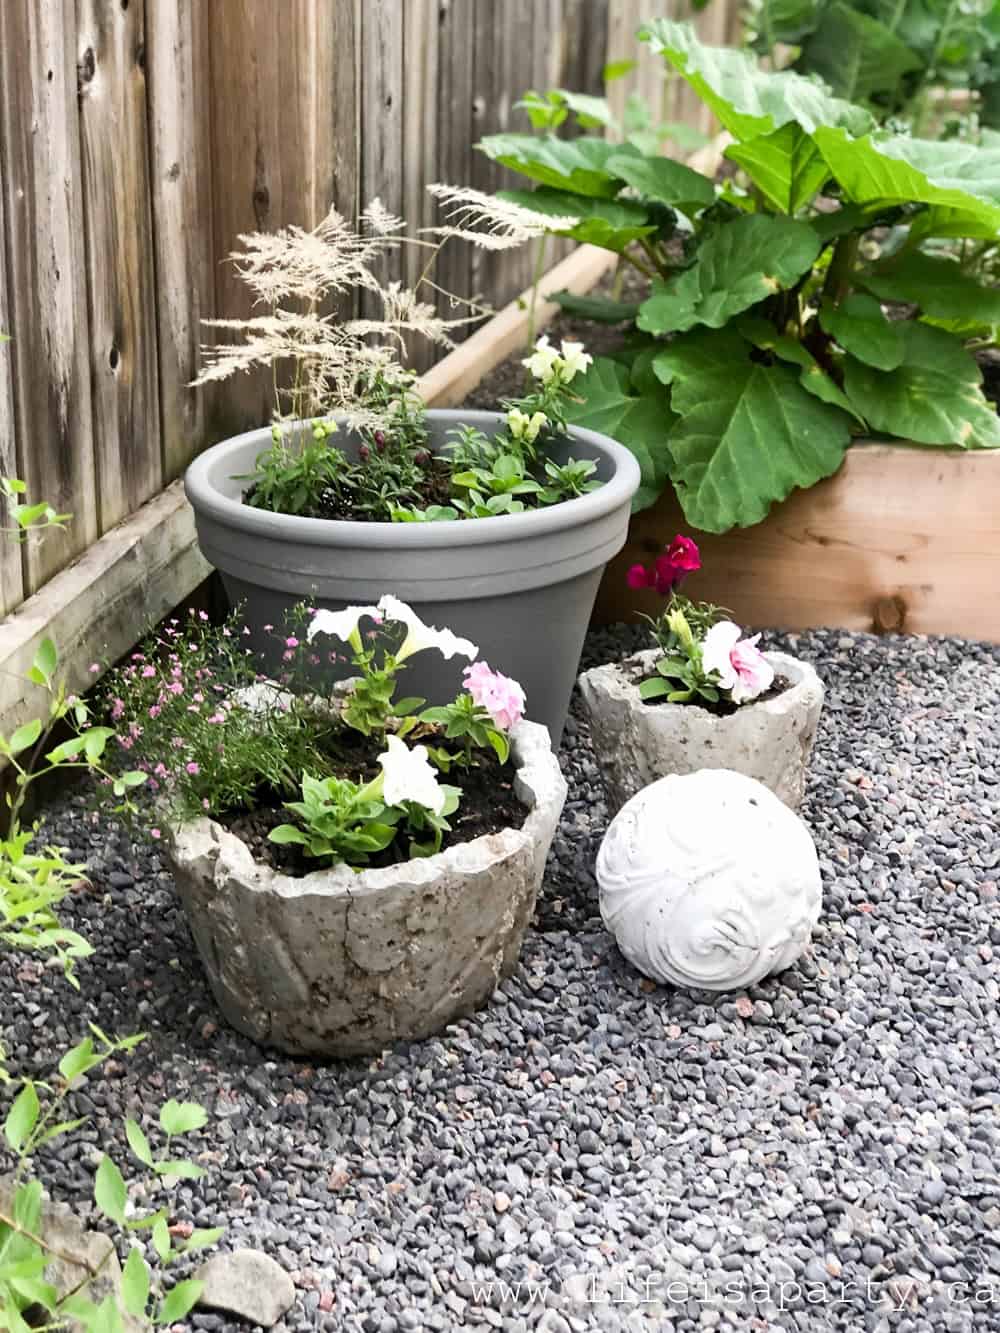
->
466, 294, 1000, 642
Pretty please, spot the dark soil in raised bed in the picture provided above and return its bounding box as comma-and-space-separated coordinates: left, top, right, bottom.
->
216, 736, 526, 876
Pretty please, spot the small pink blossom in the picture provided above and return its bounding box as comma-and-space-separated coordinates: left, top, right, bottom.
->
263, 623, 274, 632
186, 761, 200, 775
701, 621, 774, 705
171, 736, 184, 749
154, 763, 168, 777
199, 610, 209, 621
285, 636, 299, 648
208, 712, 225, 724
151, 828, 161, 840
168, 681, 183, 695
111, 699, 125, 721
463, 661, 526, 731
148, 705, 161, 719
141, 665, 156, 678
193, 691, 204, 703
88, 663, 100, 674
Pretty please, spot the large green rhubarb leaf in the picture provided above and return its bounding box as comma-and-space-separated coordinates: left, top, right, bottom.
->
735, 316, 865, 421
477, 134, 636, 198
859, 251, 1000, 326
652, 328, 853, 531
604, 153, 716, 216
819, 294, 905, 371
724, 122, 829, 213
637, 214, 820, 335
498, 188, 655, 252
813, 129, 1000, 234
843, 323, 1000, 449
563, 358, 675, 511
798, 3, 922, 104
640, 17, 874, 141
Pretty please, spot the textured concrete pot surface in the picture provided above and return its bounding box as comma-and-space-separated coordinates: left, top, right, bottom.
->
184, 411, 640, 745
579, 649, 824, 813
166, 722, 567, 1057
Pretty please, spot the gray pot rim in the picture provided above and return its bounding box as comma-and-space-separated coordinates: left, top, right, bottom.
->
586, 649, 822, 720
184, 410, 641, 550
165, 719, 562, 899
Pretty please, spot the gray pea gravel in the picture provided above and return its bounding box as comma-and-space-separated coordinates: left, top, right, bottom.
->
5, 625, 1000, 1332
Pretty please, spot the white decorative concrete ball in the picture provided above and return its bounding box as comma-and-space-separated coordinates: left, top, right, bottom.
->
596, 768, 822, 992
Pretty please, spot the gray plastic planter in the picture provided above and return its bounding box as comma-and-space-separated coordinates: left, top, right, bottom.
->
184, 411, 640, 743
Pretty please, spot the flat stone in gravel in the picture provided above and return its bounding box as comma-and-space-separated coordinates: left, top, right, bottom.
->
195, 1249, 295, 1327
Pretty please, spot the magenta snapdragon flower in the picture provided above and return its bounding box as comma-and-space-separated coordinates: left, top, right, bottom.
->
627, 534, 701, 596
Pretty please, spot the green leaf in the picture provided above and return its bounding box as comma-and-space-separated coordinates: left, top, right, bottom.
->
860, 251, 1000, 326
124, 1118, 153, 1167
637, 214, 820, 335
813, 129, 1000, 235
151, 1216, 171, 1262
82, 727, 114, 763
58, 1038, 99, 1083
183, 1226, 225, 1254
639, 677, 672, 700
4, 1084, 39, 1152
724, 122, 829, 213
94, 1156, 127, 1225
498, 187, 654, 252
550, 290, 641, 324
159, 1099, 208, 1136
819, 294, 905, 371
8, 720, 42, 757
735, 316, 865, 421
121, 1248, 150, 1318
654, 328, 853, 531
477, 133, 634, 198
798, 2, 922, 104
603, 153, 716, 215
268, 824, 307, 846
603, 59, 637, 82
640, 16, 874, 141
31, 639, 57, 686
487, 730, 510, 765
563, 357, 676, 510
843, 323, 1000, 450
152, 1159, 205, 1180
155, 1280, 203, 1326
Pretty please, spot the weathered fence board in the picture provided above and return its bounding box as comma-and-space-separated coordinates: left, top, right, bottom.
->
77, 0, 163, 531
0, 0, 98, 594
0, 0, 734, 622
145, 0, 212, 481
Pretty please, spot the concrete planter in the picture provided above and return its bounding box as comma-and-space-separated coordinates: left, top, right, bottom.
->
184, 411, 640, 745
578, 649, 824, 813
165, 722, 567, 1057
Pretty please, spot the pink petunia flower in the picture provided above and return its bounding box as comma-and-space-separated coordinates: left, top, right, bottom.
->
626, 534, 701, 597
701, 621, 774, 705
463, 661, 526, 731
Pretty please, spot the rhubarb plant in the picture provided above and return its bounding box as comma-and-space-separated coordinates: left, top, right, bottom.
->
479, 20, 1000, 532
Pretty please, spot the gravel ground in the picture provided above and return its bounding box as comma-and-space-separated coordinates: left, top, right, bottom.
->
5, 625, 1000, 1332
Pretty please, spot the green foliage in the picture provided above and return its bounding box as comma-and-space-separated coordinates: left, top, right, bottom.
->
270, 773, 399, 862
482, 20, 1000, 531
638, 606, 722, 705
418, 693, 511, 767
742, 0, 1000, 130
1, 477, 71, 539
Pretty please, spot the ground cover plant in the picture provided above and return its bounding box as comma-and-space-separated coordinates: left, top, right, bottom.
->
479, 18, 1000, 532
196, 197, 602, 524
102, 597, 529, 872
0, 478, 220, 1331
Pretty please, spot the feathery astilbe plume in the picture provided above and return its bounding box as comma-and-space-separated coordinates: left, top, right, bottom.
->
193, 191, 528, 422
425, 183, 579, 250
343, 282, 479, 349
362, 199, 406, 236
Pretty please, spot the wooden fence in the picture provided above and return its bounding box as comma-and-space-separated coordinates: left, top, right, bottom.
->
0, 0, 738, 622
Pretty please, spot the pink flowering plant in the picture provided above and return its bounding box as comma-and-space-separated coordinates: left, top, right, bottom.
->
104, 597, 527, 868
631, 535, 775, 710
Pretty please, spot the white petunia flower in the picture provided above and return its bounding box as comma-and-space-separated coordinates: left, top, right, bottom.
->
506, 407, 548, 444
522, 335, 561, 384
377, 594, 477, 663
307, 604, 381, 644
559, 340, 593, 383
378, 735, 446, 815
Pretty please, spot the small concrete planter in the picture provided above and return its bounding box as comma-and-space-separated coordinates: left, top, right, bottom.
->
579, 649, 824, 814
165, 722, 567, 1057
184, 411, 640, 744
